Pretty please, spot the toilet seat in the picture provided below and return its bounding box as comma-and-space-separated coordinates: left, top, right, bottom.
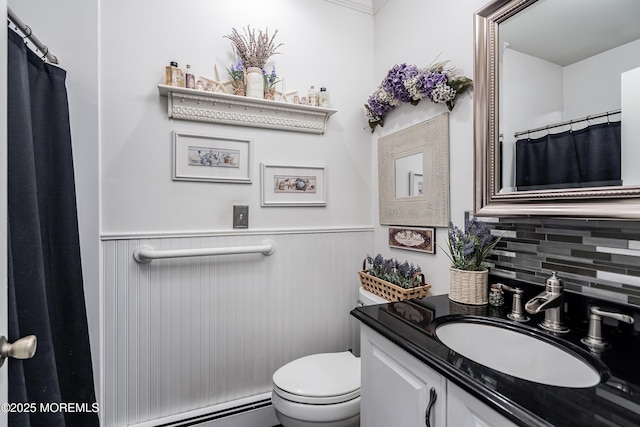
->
272, 352, 361, 405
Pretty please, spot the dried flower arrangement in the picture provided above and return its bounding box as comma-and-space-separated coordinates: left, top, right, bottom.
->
364, 61, 473, 132
364, 254, 423, 289
445, 218, 501, 271
224, 26, 283, 69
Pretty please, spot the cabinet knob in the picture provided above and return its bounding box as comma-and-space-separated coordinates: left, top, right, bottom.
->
425, 387, 437, 427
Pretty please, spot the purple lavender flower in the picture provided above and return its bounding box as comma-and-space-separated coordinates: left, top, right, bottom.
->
381, 64, 421, 103
262, 66, 279, 88
373, 254, 384, 267
227, 61, 245, 81
397, 261, 411, 278
382, 258, 395, 272
446, 219, 501, 271
365, 254, 423, 289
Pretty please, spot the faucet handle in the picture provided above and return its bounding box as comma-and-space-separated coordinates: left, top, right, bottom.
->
495, 283, 529, 322
581, 306, 634, 350
590, 306, 634, 324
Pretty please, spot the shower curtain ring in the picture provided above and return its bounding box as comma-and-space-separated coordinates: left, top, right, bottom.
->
40, 45, 49, 60
22, 25, 32, 38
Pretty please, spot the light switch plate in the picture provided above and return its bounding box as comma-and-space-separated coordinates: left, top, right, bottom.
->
233, 205, 249, 228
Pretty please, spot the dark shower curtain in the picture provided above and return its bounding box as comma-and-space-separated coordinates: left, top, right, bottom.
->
515, 121, 621, 190
7, 29, 98, 426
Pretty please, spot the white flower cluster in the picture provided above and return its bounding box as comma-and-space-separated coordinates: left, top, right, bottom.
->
377, 88, 400, 106
364, 109, 378, 122
365, 88, 400, 121
403, 77, 425, 101
430, 82, 457, 104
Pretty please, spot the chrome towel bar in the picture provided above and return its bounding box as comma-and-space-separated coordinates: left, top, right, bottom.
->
133, 240, 276, 263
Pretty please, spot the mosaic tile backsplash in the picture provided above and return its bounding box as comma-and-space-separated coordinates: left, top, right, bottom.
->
484, 217, 640, 308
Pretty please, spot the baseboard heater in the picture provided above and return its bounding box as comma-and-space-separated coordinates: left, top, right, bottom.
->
128, 393, 278, 427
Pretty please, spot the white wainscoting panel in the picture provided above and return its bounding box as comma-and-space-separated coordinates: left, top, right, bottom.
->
102, 229, 373, 426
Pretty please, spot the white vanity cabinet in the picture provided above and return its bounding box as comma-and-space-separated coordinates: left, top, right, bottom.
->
360, 325, 446, 426
447, 382, 518, 427
361, 325, 519, 427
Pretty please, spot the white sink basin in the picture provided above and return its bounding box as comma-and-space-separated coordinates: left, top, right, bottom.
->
435, 318, 606, 388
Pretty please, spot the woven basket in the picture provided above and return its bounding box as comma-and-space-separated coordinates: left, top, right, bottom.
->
448, 266, 489, 305
358, 260, 431, 302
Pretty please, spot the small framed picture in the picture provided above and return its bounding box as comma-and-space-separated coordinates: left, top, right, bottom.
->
173, 132, 252, 183
261, 164, 326, 206
388, 226, 435, 254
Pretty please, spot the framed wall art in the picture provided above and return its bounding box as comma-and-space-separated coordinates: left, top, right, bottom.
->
172, 132, 252, 183
388, 226, 435, 254
261, 164, 326, 206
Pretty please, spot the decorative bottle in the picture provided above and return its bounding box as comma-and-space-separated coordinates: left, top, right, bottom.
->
168, 62, 185, 87
165, 62, 174, 85
166, 61, 182, 86
185, 64, 196, 89
308, 85, 318, 107
318, 87, 330, 108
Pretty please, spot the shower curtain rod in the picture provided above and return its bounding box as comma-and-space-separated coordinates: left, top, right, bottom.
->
514, 109, 621, 138
7, 7, 58, 64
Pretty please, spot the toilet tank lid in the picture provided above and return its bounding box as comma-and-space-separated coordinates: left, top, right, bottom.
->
273, 351, 360, 398
359, 287, 388, 305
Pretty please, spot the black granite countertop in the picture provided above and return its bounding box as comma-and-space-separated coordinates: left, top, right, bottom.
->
350, 279, 640, 427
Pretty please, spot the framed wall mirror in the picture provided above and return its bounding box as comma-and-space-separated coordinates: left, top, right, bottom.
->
378, 113, 450, 227
474, 0, 640, 218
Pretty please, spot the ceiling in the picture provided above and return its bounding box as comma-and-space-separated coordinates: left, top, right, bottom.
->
500, 0, 640, 66
325, 0, 389, 14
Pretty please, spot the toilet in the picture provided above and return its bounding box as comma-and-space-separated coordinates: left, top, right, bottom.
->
271, 287, 387, 427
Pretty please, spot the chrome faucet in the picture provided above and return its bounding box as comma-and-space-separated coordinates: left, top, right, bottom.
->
525, 271, 570, 333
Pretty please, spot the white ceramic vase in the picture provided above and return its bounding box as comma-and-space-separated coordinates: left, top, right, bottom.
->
245, 67, 264, 99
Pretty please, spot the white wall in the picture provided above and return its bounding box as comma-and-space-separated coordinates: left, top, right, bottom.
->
500, 49, 564, 189
371, 0, 487, 294
622, 66, 640, 186
564, 39, 640, 119
100, 1, 374, 234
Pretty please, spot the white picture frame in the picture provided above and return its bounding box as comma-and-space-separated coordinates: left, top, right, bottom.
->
173, 132, 252, 183
261, 164, 327, 206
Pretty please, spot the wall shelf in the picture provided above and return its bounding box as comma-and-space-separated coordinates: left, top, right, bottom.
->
158, 85, 337, 134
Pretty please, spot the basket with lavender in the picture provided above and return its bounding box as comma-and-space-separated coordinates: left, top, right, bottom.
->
359, 254, 431, 302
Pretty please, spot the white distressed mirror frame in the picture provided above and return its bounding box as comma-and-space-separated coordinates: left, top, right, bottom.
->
474, 0, 640, 219
378, 113, 450, 227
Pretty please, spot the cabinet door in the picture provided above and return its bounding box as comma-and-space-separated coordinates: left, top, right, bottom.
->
361, 325, 446, 427
447, 382, 518, 427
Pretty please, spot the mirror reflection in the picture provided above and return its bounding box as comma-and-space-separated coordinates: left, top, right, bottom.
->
395, 153, 423, 197
498, 0, 640, 193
